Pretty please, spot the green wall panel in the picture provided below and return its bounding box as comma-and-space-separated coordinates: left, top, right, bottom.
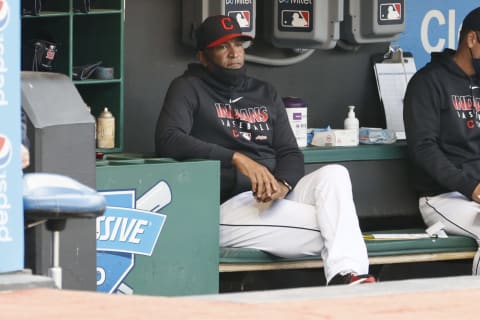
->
96, 158, 220, 296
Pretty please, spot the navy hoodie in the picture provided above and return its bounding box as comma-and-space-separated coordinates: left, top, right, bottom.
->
155, 63, 304, 203
404, 49, 480, 199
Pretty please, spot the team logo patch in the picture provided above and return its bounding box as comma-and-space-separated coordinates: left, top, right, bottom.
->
239, 131, 252, 141
255, 135, 267, 141
232, 128, 240, 138
0, 0, 10, 32
0, 134, 12, 169
221, 17, 234, 31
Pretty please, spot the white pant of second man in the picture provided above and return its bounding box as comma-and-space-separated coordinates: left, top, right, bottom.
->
419, 192, 480, 275
220, 164, 369, 283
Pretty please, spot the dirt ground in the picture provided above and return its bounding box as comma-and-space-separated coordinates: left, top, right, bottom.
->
1, 286, 477, 319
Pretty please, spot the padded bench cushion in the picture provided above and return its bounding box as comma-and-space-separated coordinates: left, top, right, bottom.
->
23, 173, 106, 220
220, 229, 478, 264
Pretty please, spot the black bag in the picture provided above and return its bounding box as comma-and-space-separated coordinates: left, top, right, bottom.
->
74, 0, 91, 13
22, 0, 42, 16
73, 61, 103, 81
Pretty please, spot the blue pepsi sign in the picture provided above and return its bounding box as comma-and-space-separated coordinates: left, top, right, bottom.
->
0, 135, 12, 168
0, 1, 11, 32
395, 1, 480, 68
0, 0, 23, 273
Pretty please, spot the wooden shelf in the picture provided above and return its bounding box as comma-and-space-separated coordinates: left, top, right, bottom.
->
302, 142, 408, 163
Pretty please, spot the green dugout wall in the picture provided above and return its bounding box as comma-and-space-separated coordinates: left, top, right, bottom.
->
95, 157, 220, 296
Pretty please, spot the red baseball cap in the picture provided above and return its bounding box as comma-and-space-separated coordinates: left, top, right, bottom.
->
195, 15, 253, 50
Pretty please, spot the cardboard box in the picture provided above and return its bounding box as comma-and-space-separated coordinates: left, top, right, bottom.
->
311, 129, 359, 147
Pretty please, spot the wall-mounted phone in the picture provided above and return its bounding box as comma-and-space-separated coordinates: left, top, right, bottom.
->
182, 0, 256, 48
264, 0, 344, 49
341, 0, 406, 44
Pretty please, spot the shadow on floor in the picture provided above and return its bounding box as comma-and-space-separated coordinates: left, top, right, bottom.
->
220, 260, 472, 293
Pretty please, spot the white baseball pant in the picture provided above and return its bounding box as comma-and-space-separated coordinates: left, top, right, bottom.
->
419, 192, 480, 275
220, 164, 369, 283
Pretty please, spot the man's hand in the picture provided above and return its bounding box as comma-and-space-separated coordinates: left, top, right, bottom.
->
232, 152, 281, 202
252, 179, 290, 203
472, 184, 480, 204
268, 180, 290, 202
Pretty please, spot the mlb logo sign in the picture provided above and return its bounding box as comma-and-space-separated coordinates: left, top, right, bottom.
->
228, 11, 250, 28
281, 10, 310, 28
380, 3, 402, 21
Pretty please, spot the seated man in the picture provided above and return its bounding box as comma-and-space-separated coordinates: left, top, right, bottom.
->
403, 7, 480, 274
155, 15, 374, 285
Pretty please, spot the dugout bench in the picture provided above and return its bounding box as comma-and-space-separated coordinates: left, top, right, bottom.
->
219, 142, 478, 277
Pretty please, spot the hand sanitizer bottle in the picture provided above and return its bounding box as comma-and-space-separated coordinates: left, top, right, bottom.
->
344, 105, 359, 130
344, 105, 359, 145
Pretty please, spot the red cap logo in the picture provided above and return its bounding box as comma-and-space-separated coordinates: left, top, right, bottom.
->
221, 17, 234, 31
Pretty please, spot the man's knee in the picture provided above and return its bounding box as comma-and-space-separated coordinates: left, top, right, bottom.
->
317, 164, 350, 180
302, 164, 352, 190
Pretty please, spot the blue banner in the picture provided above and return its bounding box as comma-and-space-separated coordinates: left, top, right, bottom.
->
97, 251, 134, 293
96, 207, 166, 256
97, 181, 171, 294
0, 0, 23, 273
395, 1, 480, 68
